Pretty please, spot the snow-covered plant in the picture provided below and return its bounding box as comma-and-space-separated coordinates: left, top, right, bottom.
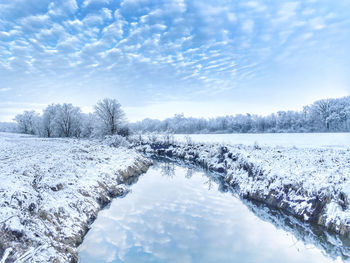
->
162, 133, 175, 146
103, 134, 130, 147
185, 135, 194, 146
147, 133, 158, 144
253, 141, 261, 150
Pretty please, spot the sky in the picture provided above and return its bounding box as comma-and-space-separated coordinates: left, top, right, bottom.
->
0, 0, 349, 122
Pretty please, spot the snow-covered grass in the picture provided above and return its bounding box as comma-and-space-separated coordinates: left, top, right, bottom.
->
0, 132, 151, 262
130, 134, 350, 237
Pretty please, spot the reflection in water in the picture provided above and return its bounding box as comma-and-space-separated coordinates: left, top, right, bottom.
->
79, 160, 349, 263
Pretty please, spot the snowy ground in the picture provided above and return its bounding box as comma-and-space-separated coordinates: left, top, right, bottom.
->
0, 132, 151, 262
131, 134, 350, 237
173, 132, 350, 149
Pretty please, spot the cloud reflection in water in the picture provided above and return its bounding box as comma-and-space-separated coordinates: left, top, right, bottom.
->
79, 163, 343, 263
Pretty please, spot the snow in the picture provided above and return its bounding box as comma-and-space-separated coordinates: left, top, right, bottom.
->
173, 132, 350, 149
131, 133, 350, 236
0, 132, 151, 262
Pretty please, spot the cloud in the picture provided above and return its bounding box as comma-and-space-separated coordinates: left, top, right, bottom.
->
227, 13, 237, 23
82, 14, 105, 27
0, 88, 11, 92
83, 0, 109, 8
0, 0, 349, 121
19, 14, 51, 31
309, 17, 326, 30
48, 0, 78, 16
101, 8, 112, 20
277, 2, 300, 22
242, 20, 254, 34
64, 19, 84, 31
243, 1, 267, 12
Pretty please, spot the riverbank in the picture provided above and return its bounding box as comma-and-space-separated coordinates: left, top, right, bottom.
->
0, 133, 152, 262
130, 134, 350, 237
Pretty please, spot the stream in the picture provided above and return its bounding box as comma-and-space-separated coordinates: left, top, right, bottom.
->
78, 159, 349, 263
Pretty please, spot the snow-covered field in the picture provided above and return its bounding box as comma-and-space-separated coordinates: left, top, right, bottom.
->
131, 134, 350, 237
0, 132, 151, 262
174, 132, 350, 149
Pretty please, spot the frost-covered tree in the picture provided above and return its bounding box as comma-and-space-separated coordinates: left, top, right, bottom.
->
131, 96, 350, 134
0, 122, 18, 133
41, 104, 58, 137
94, 98, 125, 135
14, 111, 40, 135
80, 113, 97, 138
55, 104, 82, 137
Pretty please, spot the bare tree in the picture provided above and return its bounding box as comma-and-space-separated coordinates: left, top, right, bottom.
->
94, 98, 125, 135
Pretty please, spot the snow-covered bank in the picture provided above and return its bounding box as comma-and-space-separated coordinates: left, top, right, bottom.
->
0, 133, 152, 262
130, 134, 350, 237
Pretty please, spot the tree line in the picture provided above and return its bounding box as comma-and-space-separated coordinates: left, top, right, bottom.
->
12, 98, 128, 138
131, 96, 350, 133
4, 96, 350, 136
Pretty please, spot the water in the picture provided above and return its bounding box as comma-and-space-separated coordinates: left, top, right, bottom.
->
173, 133, 350, 149
79, 161, 348, 263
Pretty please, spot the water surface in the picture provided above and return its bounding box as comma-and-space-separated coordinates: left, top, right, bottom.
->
79, 161, 348, 262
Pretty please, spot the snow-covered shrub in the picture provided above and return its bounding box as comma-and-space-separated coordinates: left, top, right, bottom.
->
162, 133, 175, 146
147, 133, 158, 144
253, 141, 261, 150
103, 134, 130, 147
185, 135, 194, 146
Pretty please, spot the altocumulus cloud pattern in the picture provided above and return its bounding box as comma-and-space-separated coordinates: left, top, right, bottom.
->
0, 0, 349, 121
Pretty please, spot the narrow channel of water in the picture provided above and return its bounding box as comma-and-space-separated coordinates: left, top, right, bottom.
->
79, 160, 349, 263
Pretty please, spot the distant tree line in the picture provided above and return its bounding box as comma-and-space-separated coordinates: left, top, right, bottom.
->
12, 98, 129, 138
0, 122, 17, 133
131, 96, 350, 134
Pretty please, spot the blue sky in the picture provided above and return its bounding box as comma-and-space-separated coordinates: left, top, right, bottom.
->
0, 0, 349, 121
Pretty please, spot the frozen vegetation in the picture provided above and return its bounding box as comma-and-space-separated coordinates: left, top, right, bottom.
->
130, 134, 350, 237
131, 96, 350, 134
12, 98, 129, 139
11, 96, 350, 139
0, 132, 151, 262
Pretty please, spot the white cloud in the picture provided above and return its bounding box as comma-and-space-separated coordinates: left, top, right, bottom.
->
277, 2, 300, 21
83, 0, 109, 8
36, 23, 67, 42
82, 14, 104, 27
64, 19, 84, 31
242, 20, 254, 34
227, 13, 237, 23
243, 1, 267, 12
0, 88, 11, 92
65, 0, 79, 13
165, 0, 186, 14
56, 35, 81, 52
309, 17, 325, 30
101, 8, 113, 20
20, 14, 51, 30
48, 0, 78, 16
102, 22, 124, 40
